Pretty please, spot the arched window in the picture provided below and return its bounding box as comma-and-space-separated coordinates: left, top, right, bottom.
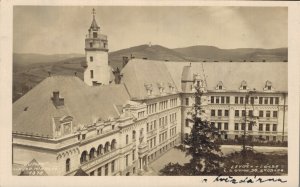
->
80, 151, 88, 164
126, 134, 129, 145
132, 130, 136, 140
111, 139, 117, 150
97, 144, 103, 156
89, 148, 96, 160
66, 158, 71, 172
104, 142, 110, 153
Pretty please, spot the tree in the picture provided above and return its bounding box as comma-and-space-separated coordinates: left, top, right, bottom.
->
160, 81, 224, 175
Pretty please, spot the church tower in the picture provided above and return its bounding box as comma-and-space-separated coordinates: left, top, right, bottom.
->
83, 9, 110, 86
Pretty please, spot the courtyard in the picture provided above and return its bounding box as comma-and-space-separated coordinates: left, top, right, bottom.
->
145, 145, 288, 175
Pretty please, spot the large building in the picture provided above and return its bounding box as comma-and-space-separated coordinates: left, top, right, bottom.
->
12, 11, 288, 176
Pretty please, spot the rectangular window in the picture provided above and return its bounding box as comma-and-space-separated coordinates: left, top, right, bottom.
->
185, 119, 189, 127
224, 123, 228, 130
90, 171, 95, 176
264, 98, 268, 105
235, 110, 239, 117
216, 97, 220, 104
273, 124, 277, 131
90, 56, 93, 62
259, 111, 264, 117
211, 110, 215, 116
266, 124, 270, 131
224, 110, 229, 117
266, 136, 269, 141
234, 123, 239, 130
248, 124, 252, 131
266, 111, 271, 117
211, 96, 214, 104
126, 155, 129, 167
275, 97, 279, 104
270, 97, 274, 104
240, 97, 244, 104
185, 98, 189, 106
241, 123, 245, 130
132, 150, 135, 161
217, 123, 222, 130
211, 122, 215, 127
218, 110, 222, 116
105, 164, 108, 176
273, 136, 276, 141
259, 97, 263, 104
98, 167, 102, 176
250, 97, 254, 104
90, 70, 94, 79
259, 124, 263, 131
273, 111, 278, 118
235, 97, 238, 104
221, 97, 225, 104
249, 110, 253, 117
242, 110, 246, 117
226, 96, 230, 104
111, 160, 115, 173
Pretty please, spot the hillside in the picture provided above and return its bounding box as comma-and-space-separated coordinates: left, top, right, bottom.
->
13, 44, 288, 102
174, 46, 288, 62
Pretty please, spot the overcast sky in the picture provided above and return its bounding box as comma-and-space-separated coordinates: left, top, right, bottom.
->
13, 6, 287, 54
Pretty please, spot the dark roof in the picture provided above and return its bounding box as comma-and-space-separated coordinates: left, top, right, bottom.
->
89, 17, 100, 31
13, 76, 130, 138
19, 159, 47, 176
74, 168, 89, 176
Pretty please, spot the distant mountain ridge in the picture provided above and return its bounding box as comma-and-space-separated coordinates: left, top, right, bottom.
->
13, 44, 287, 102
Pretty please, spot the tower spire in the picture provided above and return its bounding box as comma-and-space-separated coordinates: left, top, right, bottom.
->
89, 8, 100, 31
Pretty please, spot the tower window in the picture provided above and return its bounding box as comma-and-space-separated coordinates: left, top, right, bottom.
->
90, 70, 94, 78
93, 32, 98, 38
66, 158, 70, 172
90, 56, 93, 62
89, 42, 93, 48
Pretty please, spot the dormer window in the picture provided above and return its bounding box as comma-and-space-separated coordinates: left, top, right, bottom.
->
263, 80, 274, 91
93, 32, 98, 38
157, 82, 165, 94
144, 83, 153, 96
239, 80, 248, 91
216, 81, 225, 91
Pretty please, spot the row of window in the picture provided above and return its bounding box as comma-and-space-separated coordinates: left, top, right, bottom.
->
211, 109, 229, 117
138, 111, 145, 118
89, 160, 115, 176
169, 126, 177, 137
259, 97, 280, 105
159, 100, 168, 111
211, 96, 230, 104
159, 132, 168, 143
170, 98, 178, 107
147, 103, 157, 114
258, 123, 277, 131
159, 116, 168, 127
234, 135, 278, 142
146, 120, 157, 132
211, 122, 228, 130
148, 137, 157, 149
234, 110, 278, 118
170, 113, 177, 123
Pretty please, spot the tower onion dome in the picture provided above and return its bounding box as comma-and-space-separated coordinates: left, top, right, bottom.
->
89, 8, 100, 31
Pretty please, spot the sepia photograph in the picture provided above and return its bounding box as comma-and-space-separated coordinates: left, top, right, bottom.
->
11, 5, 290, 177
0, 1, 299, 186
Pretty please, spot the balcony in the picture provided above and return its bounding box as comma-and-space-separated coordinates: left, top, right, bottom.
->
81, 149, 119, 171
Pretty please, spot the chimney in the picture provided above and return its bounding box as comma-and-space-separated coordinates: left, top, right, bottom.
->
52, 91, 64, 107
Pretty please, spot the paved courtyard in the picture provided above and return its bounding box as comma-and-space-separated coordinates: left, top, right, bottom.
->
145, 145, 287, 175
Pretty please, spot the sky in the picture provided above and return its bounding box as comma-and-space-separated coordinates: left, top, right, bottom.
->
13, 6, 287, 54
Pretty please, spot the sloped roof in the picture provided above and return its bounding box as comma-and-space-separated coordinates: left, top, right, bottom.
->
120, 59, 179, 99
13, 76, 130, 138
74, 168, 89, 176
89, 17, 100, 31
165, 62, 287, 92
